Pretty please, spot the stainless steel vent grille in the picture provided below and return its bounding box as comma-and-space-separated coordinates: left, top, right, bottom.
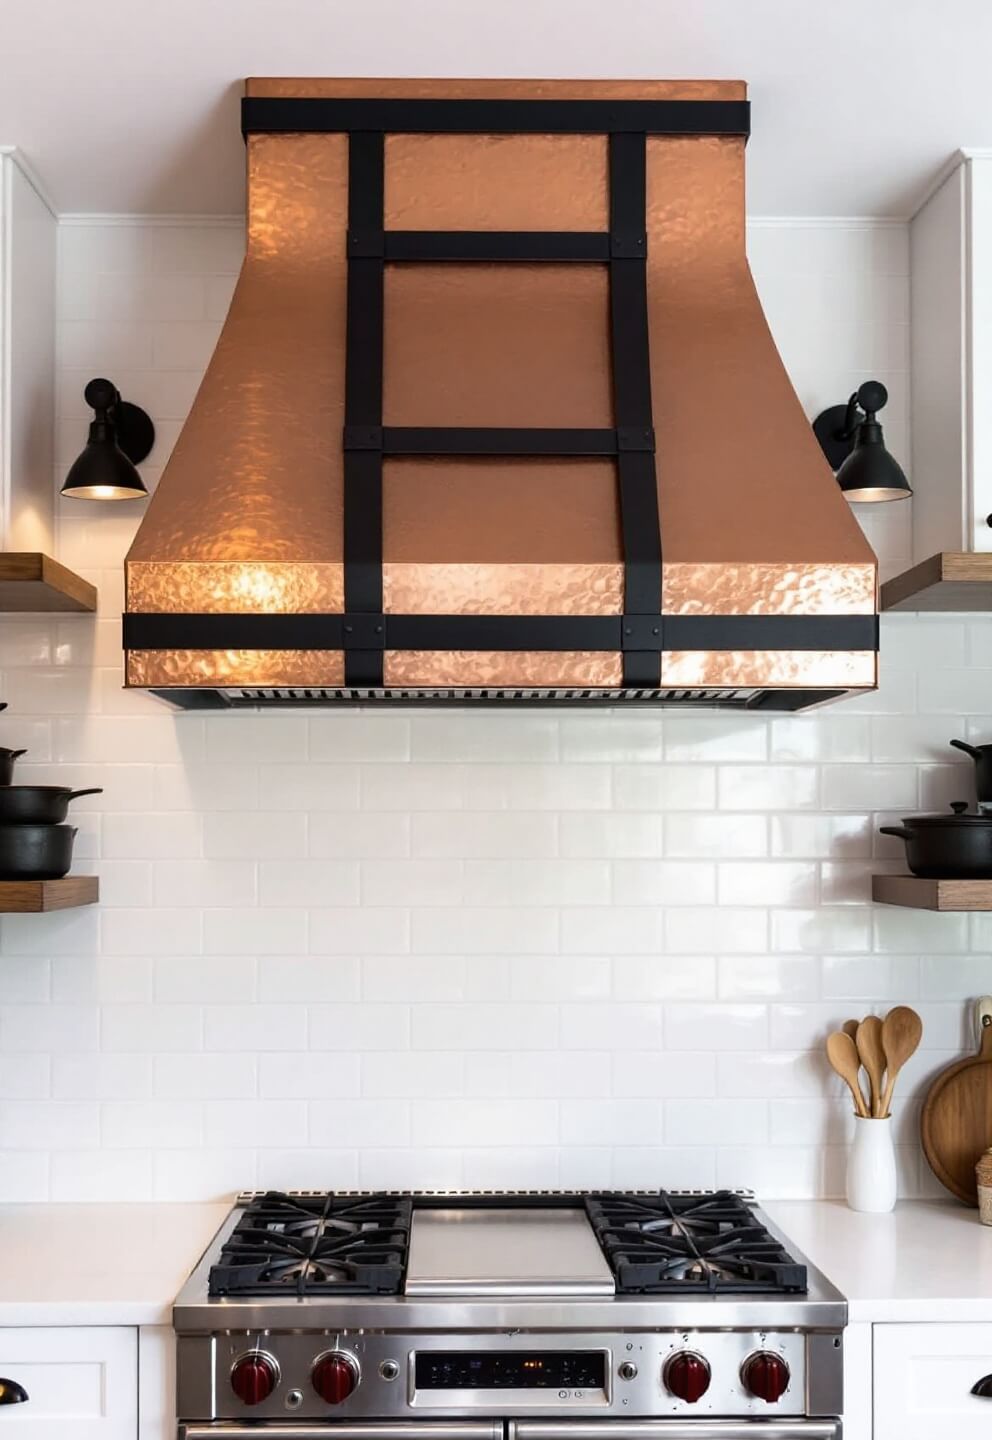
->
223, 686, 761, 706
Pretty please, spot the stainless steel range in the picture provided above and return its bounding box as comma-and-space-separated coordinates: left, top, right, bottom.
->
174, 1190, 845, 1440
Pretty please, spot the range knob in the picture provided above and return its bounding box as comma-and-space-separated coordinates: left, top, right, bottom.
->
312, 1351, 359, 1405
663, 1351, 711, 1403
741, 1351, 790, 1403
230, 1351, 279, 1406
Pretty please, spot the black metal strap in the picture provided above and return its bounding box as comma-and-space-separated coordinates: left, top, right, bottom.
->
609, 132, 662, 687
382, 231, 610, 263
343, 426, 654, 457
124, 612, 879, 655
344, 132, 385, 686
243, 96, 750, 138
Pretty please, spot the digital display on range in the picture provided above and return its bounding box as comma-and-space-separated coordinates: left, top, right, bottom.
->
415, 1351, 606, 1390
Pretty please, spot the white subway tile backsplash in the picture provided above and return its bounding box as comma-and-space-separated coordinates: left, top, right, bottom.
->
0, 214, 955, 1200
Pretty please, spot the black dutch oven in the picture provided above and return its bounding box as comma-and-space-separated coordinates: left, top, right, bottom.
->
880, 802, 992, 879
0, 786, 101, 825
0, 824, 77, 880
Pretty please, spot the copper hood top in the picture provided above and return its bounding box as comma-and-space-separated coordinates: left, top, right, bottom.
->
124, 78, 877, 709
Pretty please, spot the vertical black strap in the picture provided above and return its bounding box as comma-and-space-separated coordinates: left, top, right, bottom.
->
344, 132, 385, 686
609, 132, 663, 688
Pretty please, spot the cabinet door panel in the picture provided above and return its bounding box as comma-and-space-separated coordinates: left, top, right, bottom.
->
875, 1322, 992, 1438
0, 1327, 136, 1439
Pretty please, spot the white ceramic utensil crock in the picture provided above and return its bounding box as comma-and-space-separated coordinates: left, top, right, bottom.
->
847, 1115, 897, 1213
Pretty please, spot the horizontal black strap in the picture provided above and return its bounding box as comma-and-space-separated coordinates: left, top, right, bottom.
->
342, 426, 655, 456
381, 231, 611, 262
242, 96, 750, 138
124, 612, 878, 654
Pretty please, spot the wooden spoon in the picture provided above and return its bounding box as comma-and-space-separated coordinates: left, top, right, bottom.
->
856, 1016, 886, 1117
878, 1005, 923, 1118
842, 1019, 860, 1041
826, 1031, 870, 1117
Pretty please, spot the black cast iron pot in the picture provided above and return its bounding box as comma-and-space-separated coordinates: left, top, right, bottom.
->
0, 824, 77, 880
880, 802, 992, 879
0, 786, 101, 825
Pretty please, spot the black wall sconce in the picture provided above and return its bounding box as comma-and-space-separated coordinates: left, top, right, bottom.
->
812, 380, 911, 503
61, 378, 155, 501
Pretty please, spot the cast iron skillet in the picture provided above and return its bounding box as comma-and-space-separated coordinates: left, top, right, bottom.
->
880, 802, 992, 879
0, 824, 77, 880
0, 787, 101, 825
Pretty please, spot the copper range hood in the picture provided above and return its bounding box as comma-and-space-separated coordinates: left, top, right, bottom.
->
123, 78, 878, 709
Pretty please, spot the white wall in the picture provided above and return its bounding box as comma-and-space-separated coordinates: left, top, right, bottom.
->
0, 214, 987, 1204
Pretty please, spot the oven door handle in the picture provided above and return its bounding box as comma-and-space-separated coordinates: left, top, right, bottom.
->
509, 1425, 841, 1440
181, 1427, 505, 1440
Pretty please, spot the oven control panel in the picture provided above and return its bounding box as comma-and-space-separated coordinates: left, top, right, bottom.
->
180, 1329, 827, 1423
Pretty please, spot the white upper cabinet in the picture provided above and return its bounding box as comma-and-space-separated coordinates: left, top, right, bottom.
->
0, 147, 57, 553
911, 150, 992, 559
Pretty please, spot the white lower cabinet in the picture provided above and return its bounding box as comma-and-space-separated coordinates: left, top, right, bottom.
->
0, 1328, 137, 1438
874, 1323, 992, 1438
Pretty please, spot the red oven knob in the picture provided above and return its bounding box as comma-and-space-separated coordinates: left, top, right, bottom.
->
230, 1351, 279, 1406
741, 1351, 790, 1403
663, 1351, 711, 1403
312, 1351, 359, 1405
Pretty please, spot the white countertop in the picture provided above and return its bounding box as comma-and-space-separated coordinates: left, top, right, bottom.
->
0, 1202, 229, 1326
0, 1197, 988, 1327
767, 1198, 992, 1322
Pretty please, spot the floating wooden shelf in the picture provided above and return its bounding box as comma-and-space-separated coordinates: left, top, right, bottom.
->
872, 874, 992, 911
0, 553, 96, 613
0, 876, 99, 912
881, 551, 992, 612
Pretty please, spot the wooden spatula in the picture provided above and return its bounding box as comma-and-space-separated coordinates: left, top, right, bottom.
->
826, 1030, 870, 1117
879, 1005, 923, 1118
856, 1016, 886, 1117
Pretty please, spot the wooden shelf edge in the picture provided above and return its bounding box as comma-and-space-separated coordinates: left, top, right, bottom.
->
872, 874, 992, 911
0, 553, 97, 613
881, 551, 992, 612
0, 876, 99, 912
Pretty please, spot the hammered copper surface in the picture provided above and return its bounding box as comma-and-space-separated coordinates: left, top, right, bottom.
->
385, 135, 607, 231
660, 649, 877, 689
126, 649, 345, 687
127, 561, 344, 614
384, 264, 612, 427
384, 650, 624, 687
645, 136, 877, 588
662, 562, 876, 616
383, 563, 622, 616
125, 131, 348, 574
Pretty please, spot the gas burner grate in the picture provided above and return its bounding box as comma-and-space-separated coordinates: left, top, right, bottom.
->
208, 1192, 411, 1297
586, 1191, 807, 1296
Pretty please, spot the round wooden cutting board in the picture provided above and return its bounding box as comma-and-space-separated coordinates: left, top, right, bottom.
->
922, 998, 992, 1206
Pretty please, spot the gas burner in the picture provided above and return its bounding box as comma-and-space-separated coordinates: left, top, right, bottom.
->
586, 1191, 807, 1295
208, 1192, 411, 1297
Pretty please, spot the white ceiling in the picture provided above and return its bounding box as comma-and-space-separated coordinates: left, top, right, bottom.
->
2, 0, 989, 217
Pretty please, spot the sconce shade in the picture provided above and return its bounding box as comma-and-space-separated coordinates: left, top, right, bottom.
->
61, 378, 153, 500
835, 421, 912, 503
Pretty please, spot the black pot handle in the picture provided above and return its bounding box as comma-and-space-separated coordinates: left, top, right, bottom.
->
971, 1374, 992, 1397
879, 825, 914, 841
67, 788, 103, 801
1, 749, 27, 761
951, 738, 982, 760
0, 1378, 28, 1405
